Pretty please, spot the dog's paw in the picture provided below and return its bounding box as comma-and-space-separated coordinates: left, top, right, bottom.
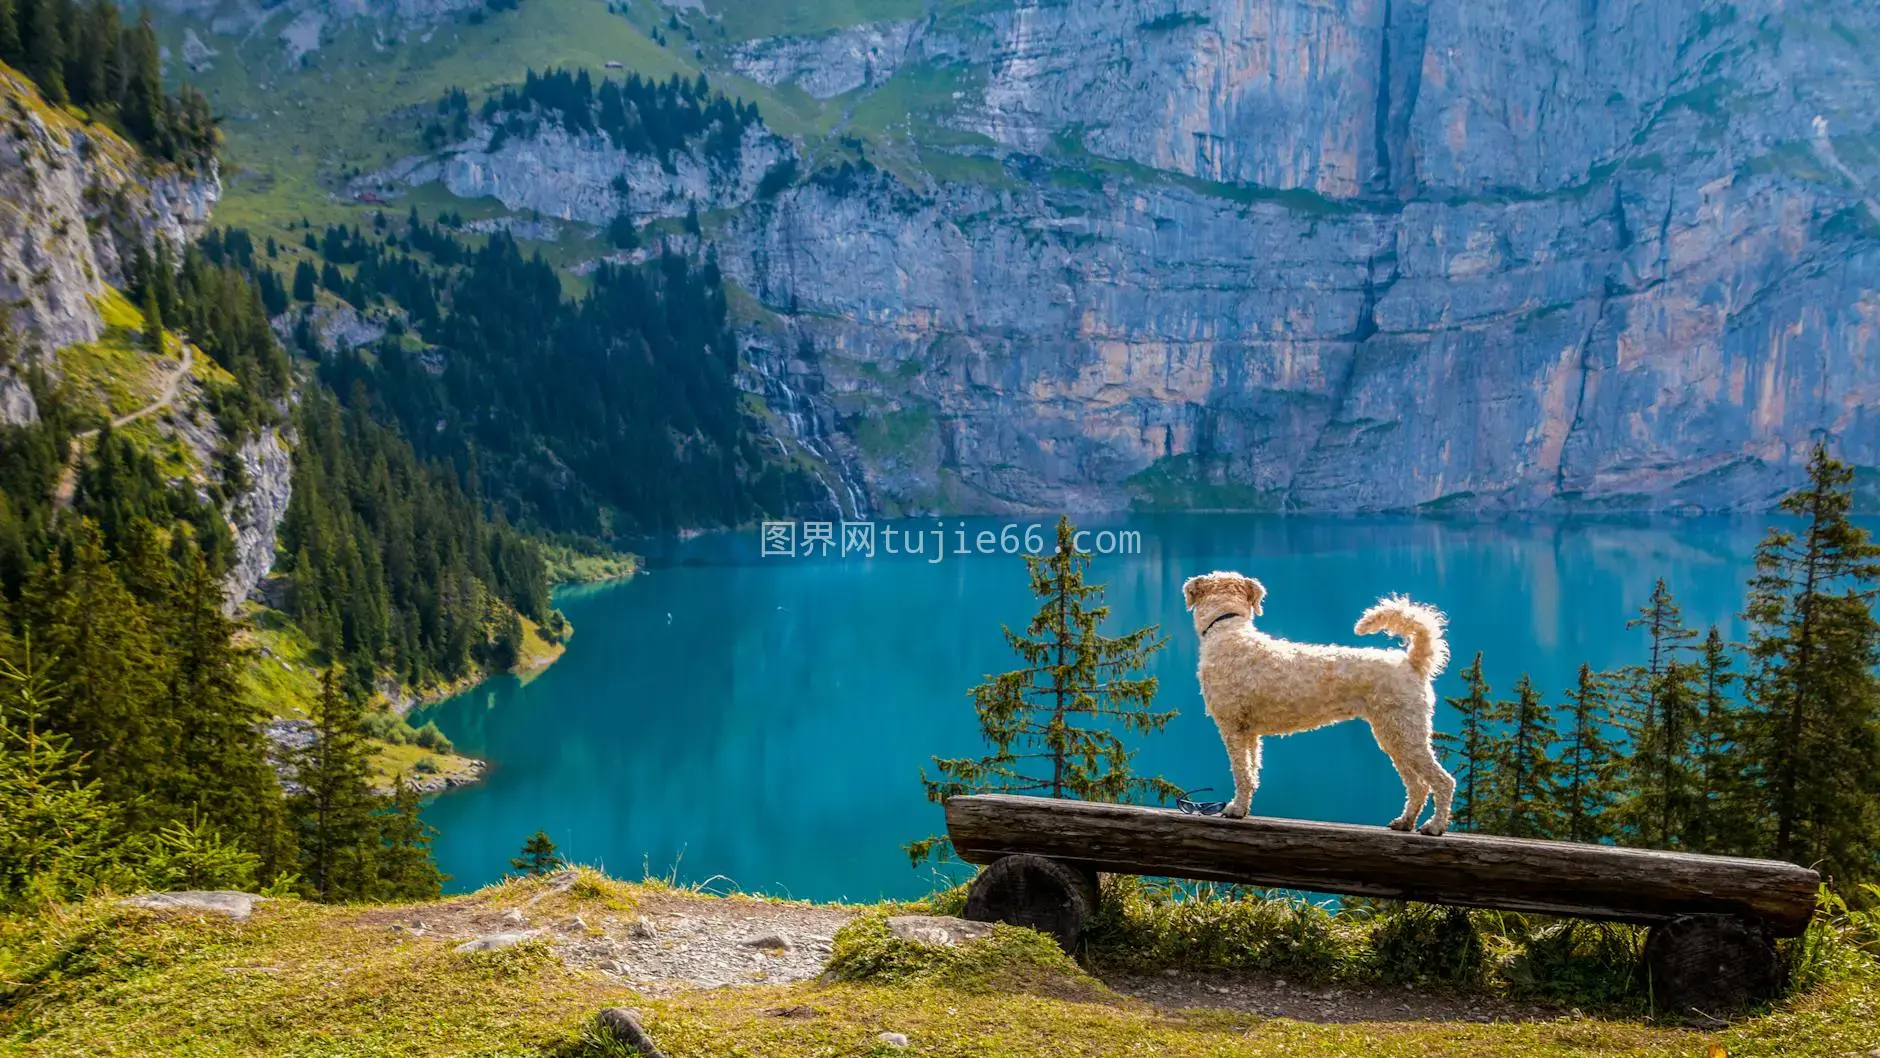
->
1417, 821, 1448, 837
1221, 803, 1249, 820
1387, 818, 1414, 832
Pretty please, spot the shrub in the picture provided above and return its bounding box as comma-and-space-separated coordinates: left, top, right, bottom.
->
1498, 919, 1645, 1006
1084, 877, 1354, 982
413, 721, 453, 754
1361, 902, 1488, 986
826, 912, 1096, 995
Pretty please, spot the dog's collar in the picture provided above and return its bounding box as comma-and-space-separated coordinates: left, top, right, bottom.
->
1202, 611, 1247, 637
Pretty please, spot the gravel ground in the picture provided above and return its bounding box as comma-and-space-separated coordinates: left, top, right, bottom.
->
358, 876, 856, 997
356, 875, 1572, 1022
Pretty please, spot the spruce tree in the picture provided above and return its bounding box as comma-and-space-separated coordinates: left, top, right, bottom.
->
0, 0, 22, 67
121, 9, 163, 148
376, 776, 445, 899
1490, 673, 1563, 838
292, 260, 317, 302
18, 0, 66, 104
1558, 663, 1620, 843
1434, 653, 1493, 832
1688, 626, 1744, 854
34, 519, 168, 829
0, 642, 122, 908
140, 281, 164, 356
1612, 579, 1701, 848
293, 667, 381, 900
159, 544, 284, 856
910, 517, 1177, 863
1739, 444, 1880, 884
511, 830, 562, 876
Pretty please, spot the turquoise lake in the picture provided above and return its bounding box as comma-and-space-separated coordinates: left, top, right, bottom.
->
415, 514, 1781, 901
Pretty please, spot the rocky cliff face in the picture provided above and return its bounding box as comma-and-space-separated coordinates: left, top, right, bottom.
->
366, 120, 792, 226
224, 427, 294, 613
0, 66, 220, 424
709, 0, 1880, 513
1, 65, 291, 602
181, 0, 1880, 514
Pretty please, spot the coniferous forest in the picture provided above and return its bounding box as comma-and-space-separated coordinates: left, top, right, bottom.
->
1438, 445, 1880, 890
292, 213, 819, 535
0, 0, 216, 167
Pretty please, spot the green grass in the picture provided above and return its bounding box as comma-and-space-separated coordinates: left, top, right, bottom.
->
1047, 126, 1358, 216
2, 873, 1875, 1057
853, 404, 934, 459
539, 541, 640, 586
238, 605, 325, 719
0, 881, 631, 1056
1125, 454, 1289, 512
700, 0, 932, 43
56, 290, 172, 421
369, 740, 482, 790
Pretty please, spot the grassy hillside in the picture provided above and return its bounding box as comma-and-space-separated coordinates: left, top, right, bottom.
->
2, 869, 1875, 1057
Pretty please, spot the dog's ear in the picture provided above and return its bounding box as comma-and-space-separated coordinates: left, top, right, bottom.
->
1182, 575, 1205, 611
1240, 576, 1266, 617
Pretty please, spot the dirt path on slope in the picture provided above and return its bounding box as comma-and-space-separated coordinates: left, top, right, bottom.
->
52, 340, 193, 509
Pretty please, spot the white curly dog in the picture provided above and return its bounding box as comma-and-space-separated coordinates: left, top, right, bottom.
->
1182, 572, 1457, 836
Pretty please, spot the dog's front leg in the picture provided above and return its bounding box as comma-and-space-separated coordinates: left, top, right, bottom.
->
1220, 731, 1262, 820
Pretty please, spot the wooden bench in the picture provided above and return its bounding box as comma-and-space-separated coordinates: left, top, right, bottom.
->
945, 794, 1821, 1012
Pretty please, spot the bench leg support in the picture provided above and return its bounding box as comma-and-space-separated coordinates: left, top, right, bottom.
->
1645, 914, 1781, 1016
962, 853, 1098, 953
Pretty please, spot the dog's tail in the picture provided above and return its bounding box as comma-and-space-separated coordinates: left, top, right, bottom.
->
1354, 596, 1450, 679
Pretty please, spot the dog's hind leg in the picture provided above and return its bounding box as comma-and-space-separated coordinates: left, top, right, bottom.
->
1369, 716, 1432, 833
1416, 741, 1458, 837
1220, 729, 1262, 820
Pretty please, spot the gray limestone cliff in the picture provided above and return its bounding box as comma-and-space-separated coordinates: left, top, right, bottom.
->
1, 66, 220, 425
224, 427, 294, 613
715, 0, 1880, 514
366, 120, 792, 226
191, 0, 1880, 515
1, 67, 291, 603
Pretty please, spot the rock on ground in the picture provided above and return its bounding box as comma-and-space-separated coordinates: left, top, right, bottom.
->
885, 915, 996, 946
121, 891, 266, 921
454, 931, 542, 954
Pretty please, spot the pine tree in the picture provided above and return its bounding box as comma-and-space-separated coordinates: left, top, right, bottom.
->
292, 667, 381, 900
1688, 626, 1744, 854
1489, 674, 1563, 838
19, 0, 66, 104
141, 281, 164, 356
910, 517, 1177, 863
121, 9, 164, 148
292, 260, 317, 302
1558, 663, 1620, 843
1612, 579, 1701, 848
0, 0, 23, 67
376, 775, 445, 899
1434, 652, 1493, 832
511, 830, 562, 876
0, 642, 122, 907
159, 544, 284, 856
34, 519, 168, 829
1739, 444, 1880, 884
